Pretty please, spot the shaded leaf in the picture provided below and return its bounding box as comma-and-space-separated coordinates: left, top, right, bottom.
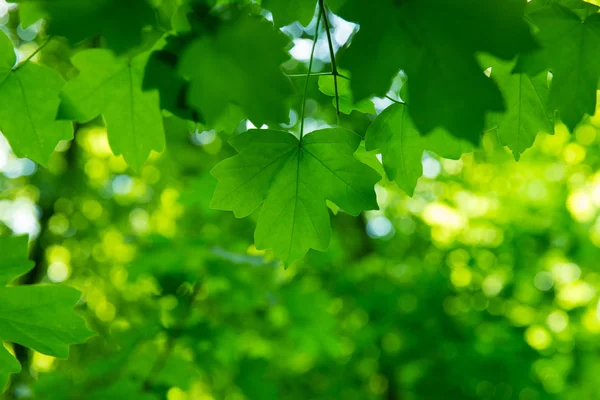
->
180, 13, 293, 127
10, 0, 156, 53
339, 0, 538, 142
515, 3, 600, 131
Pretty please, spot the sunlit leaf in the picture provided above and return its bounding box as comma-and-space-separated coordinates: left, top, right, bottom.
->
58, 49, 165, 171
211, 128, 380, 263
0, 32, 73, 166
0, 236, 92, 390
366, 103, 422, 196
318, 72, 376, 115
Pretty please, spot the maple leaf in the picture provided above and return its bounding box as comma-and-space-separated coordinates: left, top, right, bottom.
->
211, 128, 380, 263
58, 49, 165, 171
0, 236, 93, 390
366, 102, 473, 195
179, 13, 293, 127
484, 57, 553, 160
339, 0, 538, 142
10, 0, 156, 53
515, 3, 600, 131
318, 71, 376, 115
366, 103, 422, 196
0, 32, 72, 166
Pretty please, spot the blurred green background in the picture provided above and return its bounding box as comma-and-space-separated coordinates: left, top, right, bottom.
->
3, 1, 600, 400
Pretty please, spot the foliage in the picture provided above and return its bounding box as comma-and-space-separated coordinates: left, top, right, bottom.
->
1, 0, 600, 398
0, 236, 91, 390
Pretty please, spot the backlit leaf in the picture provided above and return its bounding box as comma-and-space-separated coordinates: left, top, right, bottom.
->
211, 128, 380, 263
58, 49, 165, 171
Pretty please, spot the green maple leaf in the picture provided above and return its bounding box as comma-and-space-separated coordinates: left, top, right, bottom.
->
144, 5, 220, 122
179, 13, 293, 127
318, 72, 376, 115
211, 128, 380, 263
366, 103, 422, 196
421, 130, 474, 161
263, 0, 317, 27
0, 236, 93, 391
366, 102, 475, 195
484, 57, 553, 160
0, 32, 73, 166
144, 35, 199, 122
339, 0, 538, 142
515, 3, 600, 131
58, 49, 165, 171
10, 0, 156, 53
0, 345, 20, 391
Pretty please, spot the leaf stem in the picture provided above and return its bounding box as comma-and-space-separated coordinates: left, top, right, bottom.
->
287, 71, 333, 77
12, 36, 53, 71
319, 0, 340, 116
299, 5, 323, 143
385, 95, 403, 104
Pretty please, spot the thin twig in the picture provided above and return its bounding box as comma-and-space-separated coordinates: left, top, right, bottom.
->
319, 0, 340, 116
299, 5, 323, 143
12, 36, 53, 71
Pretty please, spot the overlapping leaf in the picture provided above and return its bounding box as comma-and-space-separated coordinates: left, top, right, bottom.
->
366, 103, 474, 195
144, 35, 199, 122
318, 72, 376, 115
366, 103, 422, 196
144, 3, 220, 122
339, 0, 538, 143
485, 57, 553, 160
0, 32, 73, 166
515, 2, 600, 131
179, 13, 293, 127
262, 0, 343, 27
263, 0, 317, 27
10, 0, 156, 53
58, 49, 165, 171
211, 128, 380, 263
0, 236, 93, 391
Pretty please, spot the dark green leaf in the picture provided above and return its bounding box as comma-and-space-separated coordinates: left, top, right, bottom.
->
179, 13, 293, 127
10, 0, 156, 53
515, 4, 600, 131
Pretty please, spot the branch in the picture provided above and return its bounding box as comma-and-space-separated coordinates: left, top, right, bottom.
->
319, 0, 340, 116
